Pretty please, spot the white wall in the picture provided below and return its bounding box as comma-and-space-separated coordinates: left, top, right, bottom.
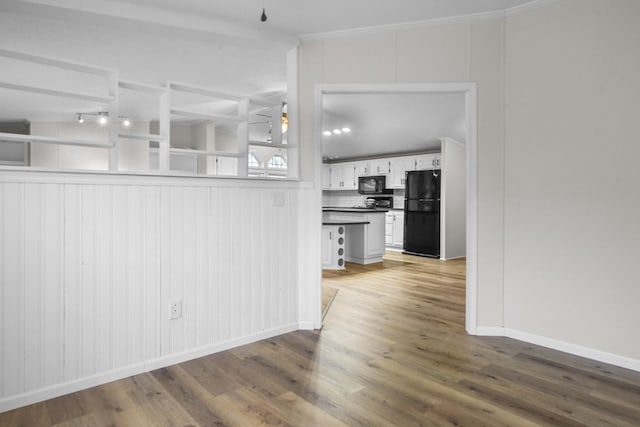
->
30, 121, 150, 172
441, 138, 466, 259
0, 171, 304, 412
300, 0, 640, 368
503, 0, 640, 361
300, 16, 507, 327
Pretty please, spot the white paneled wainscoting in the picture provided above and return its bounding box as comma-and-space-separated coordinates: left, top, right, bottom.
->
0, 170, 320, 412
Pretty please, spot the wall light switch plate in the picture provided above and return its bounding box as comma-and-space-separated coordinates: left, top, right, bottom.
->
170, 300, 182, 320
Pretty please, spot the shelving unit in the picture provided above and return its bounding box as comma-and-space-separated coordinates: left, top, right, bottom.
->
0, 48, 118, 167
0, 48, 298, 179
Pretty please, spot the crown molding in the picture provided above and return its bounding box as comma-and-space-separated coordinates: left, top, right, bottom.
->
301, 0, 548, 42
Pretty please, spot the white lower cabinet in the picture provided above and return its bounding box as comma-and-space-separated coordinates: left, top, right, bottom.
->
322, 225, 346, 269
385, 211, 405, 249
392, 211, 404, 247
323, 211, 386, 264
363, 213, 385, 259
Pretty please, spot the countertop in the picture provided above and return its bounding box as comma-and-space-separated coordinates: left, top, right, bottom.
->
322, 207, 389, 213
322, 220, 370, 226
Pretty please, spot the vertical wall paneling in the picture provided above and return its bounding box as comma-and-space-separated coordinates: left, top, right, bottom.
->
112, 185, 130, 368
191, 187, 215, 347
23, 184, 42, 391
217, 188, 230, 342
239, 189, 251, 336
0, 173, 302, 412
183, 186, 198, 352
80, 184, 97, 378
2, 183, 24, 396
63, 184, 81, 382
42, 184, 64, 388
144, 186, 161, 362
95, 185, 114, 373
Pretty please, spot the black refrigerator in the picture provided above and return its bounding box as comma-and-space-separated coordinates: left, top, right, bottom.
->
403, 169, 440, 258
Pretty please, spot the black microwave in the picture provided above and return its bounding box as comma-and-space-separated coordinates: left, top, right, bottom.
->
358, 175, 391, 194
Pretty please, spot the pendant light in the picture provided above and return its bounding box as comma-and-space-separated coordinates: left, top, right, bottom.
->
260, 8, 267, 22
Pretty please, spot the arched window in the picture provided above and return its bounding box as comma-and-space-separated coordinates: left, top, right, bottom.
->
248, 152, 261, 168
267, 154, 287, 169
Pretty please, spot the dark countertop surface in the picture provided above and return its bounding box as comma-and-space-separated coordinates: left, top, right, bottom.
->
322, 220, 370, 226
323, 207, 389, 213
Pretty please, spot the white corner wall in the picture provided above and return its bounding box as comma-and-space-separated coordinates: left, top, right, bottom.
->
0, 171, 305, 412
300, 15, 507, 327
300, 0, 640, 370
441, 138, 466, 260
503, 0, 640, 363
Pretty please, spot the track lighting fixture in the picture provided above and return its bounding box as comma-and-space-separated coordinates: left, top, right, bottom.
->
75, 112, 132, 127
97, 113, 108, 125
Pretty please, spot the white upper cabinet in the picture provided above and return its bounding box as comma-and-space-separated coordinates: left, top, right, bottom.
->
329, 162, 357, 190
415, 154, 441, 170
388, 156, 416, 189
324, 152, 441, 191
322, 164, 332, 189
369, 159, 391, 175
354, 161, 369, 177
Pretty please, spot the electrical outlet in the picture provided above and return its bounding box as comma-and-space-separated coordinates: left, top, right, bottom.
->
170, 300, 182, 320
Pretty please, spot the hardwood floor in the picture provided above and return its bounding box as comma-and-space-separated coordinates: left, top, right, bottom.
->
3, 252, 640, 426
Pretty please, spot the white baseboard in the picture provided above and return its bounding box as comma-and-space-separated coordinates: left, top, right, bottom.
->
472, 326, 640, 372
0, 323, 299, 413
475, 326, 506, 336
298, 320, 316, 330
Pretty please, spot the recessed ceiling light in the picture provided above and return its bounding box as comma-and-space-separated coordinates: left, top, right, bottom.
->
323, 130, 332, 136
341, 127, 351, 133
333, 129, 342, 135
122, 118, 131, 127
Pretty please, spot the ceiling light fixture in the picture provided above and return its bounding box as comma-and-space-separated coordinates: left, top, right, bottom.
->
77, 114, 84, 124
122, 118, 131, 127
97, 113, 108, 125
333, 129, 342, 135
341, 127, 351, 133
323, 130, 332, 136
260, 8, 267, 22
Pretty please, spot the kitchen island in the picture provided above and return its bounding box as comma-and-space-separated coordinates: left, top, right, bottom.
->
322, 207, 387, 267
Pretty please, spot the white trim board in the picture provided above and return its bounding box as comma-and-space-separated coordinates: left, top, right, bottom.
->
314, 83, 478, 333
0, 323, 299, 413
475, 327, 640, 373
301, 0, 546, 41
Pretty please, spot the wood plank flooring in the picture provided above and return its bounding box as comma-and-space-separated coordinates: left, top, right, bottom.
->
3, 252, 640, 426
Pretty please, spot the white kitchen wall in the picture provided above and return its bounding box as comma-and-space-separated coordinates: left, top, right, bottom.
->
441, 138, 466, 260
0, 171, 302, 411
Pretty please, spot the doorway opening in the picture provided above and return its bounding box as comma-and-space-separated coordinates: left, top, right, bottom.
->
315, 83, 477, 333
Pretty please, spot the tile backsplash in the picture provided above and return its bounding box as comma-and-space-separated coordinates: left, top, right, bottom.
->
323, 190, 405, 209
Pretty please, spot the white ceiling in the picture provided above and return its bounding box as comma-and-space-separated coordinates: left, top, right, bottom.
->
12, 0, 535, 38
0, 0, 532, 151
322, 92, 466, 161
